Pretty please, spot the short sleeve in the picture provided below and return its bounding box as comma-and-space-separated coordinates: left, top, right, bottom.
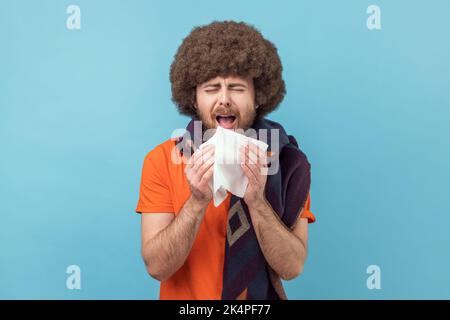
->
135, 146, 175, 214
299, 193, 316, 223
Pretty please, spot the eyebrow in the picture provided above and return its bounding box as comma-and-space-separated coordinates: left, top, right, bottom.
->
229, 83, 247, 88
203, 82, 247, 88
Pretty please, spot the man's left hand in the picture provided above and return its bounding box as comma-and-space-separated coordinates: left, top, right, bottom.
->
240, 143, 269, 208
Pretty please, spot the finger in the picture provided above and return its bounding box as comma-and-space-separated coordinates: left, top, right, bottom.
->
246, 144, 258, 165
200, 165, 214, 185
193, 147, 215, 172
186, 145, 214, 179
240, 149, 258, 180
247, 161, 261, 180
241, 162, 259, 185
240, 145, 263, 168
191, 145, 215, 170
239, 145, 247, 165
239, 146, 252, 166
189, 144, 214, 162
196, 155, 214, 179
241, 148, 267, 179
247, 143, 267, 166
239, 144, 258, 165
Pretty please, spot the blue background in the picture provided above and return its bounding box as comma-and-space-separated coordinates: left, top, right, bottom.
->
1, 0, 449, 299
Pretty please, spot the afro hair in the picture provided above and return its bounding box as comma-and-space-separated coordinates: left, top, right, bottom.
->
169, 20, 286, 119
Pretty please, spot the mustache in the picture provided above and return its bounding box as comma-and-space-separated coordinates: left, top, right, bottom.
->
212, 106, 239, 117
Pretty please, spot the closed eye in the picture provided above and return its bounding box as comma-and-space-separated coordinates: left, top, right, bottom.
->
229, 84, 247, 92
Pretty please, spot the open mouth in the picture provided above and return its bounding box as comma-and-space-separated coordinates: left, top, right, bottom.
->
216, 115, 237, 129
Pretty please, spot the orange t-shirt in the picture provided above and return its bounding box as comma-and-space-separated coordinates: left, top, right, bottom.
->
135, 138, 315, 300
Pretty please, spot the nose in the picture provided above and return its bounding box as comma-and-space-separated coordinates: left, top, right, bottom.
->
219, 88, 232, 107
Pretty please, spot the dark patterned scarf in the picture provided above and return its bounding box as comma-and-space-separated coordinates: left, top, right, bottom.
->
176, 118, 311, 300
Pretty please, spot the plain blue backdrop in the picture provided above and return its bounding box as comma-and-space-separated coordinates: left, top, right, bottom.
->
1, 0, 449, 299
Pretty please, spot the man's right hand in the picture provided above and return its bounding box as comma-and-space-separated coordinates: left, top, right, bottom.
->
184, 144, 215, 207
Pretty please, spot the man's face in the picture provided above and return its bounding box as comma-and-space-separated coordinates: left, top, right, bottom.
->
195, 75, 256, 130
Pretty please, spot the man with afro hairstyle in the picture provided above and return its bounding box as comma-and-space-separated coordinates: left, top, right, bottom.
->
136, 20, 315, 300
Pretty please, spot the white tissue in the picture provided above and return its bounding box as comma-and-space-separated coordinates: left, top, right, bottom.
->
199, 126, 268, 207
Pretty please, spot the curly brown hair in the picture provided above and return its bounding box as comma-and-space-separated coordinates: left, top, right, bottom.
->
169, 20, 286, 119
